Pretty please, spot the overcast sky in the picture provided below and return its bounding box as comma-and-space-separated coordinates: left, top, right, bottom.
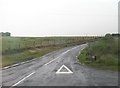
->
0, 0, 119, 37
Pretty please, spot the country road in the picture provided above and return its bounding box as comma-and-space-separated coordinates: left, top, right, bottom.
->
2, 44, 118, 87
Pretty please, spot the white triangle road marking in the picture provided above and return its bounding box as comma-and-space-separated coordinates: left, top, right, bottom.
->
56, 65, 73, 74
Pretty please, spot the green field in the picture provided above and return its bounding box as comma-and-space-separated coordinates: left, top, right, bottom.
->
1, 36, 98, 67
79, 34, 119, 71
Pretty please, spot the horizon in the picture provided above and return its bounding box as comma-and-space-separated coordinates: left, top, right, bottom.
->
1, 31, 119, 37
0, 0, 119, 36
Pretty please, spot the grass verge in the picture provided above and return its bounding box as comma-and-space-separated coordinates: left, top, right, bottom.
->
79, 35, 119, 71
79, 48, 119, 71
2, 46, 63, 67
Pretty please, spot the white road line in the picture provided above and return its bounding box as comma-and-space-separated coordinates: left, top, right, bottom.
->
44, 50, 70, 66
11, 72, 35, 87
4, 66, 10, 69
44, 58, 57, 66
12, 64, 18, 67
44, 46, 79, 66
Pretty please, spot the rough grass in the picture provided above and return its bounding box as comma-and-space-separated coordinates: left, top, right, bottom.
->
79, 36, 119, 71
2, 46, 63, 67
2, 36, 97, 55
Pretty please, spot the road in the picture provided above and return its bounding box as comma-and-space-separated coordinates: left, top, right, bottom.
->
2, 44, 118, 87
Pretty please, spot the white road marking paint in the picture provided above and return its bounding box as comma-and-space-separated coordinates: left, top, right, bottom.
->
44, 58, 57, 66
12, 64, 18, 67
44, 50, 70, 66
4, 66, 10, 69
11, 72, 35, 87
56, 65, 73, 74
44, 46, 80, 66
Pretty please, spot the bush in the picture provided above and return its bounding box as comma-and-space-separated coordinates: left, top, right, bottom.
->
104, 33, 114, 42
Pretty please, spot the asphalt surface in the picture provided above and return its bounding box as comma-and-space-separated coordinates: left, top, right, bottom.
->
2, 44, 118, 87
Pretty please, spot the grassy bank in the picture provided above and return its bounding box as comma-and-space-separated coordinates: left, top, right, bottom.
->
79, 34, 119, 71
2, 46, 63, 67
1, 36, 98, 67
